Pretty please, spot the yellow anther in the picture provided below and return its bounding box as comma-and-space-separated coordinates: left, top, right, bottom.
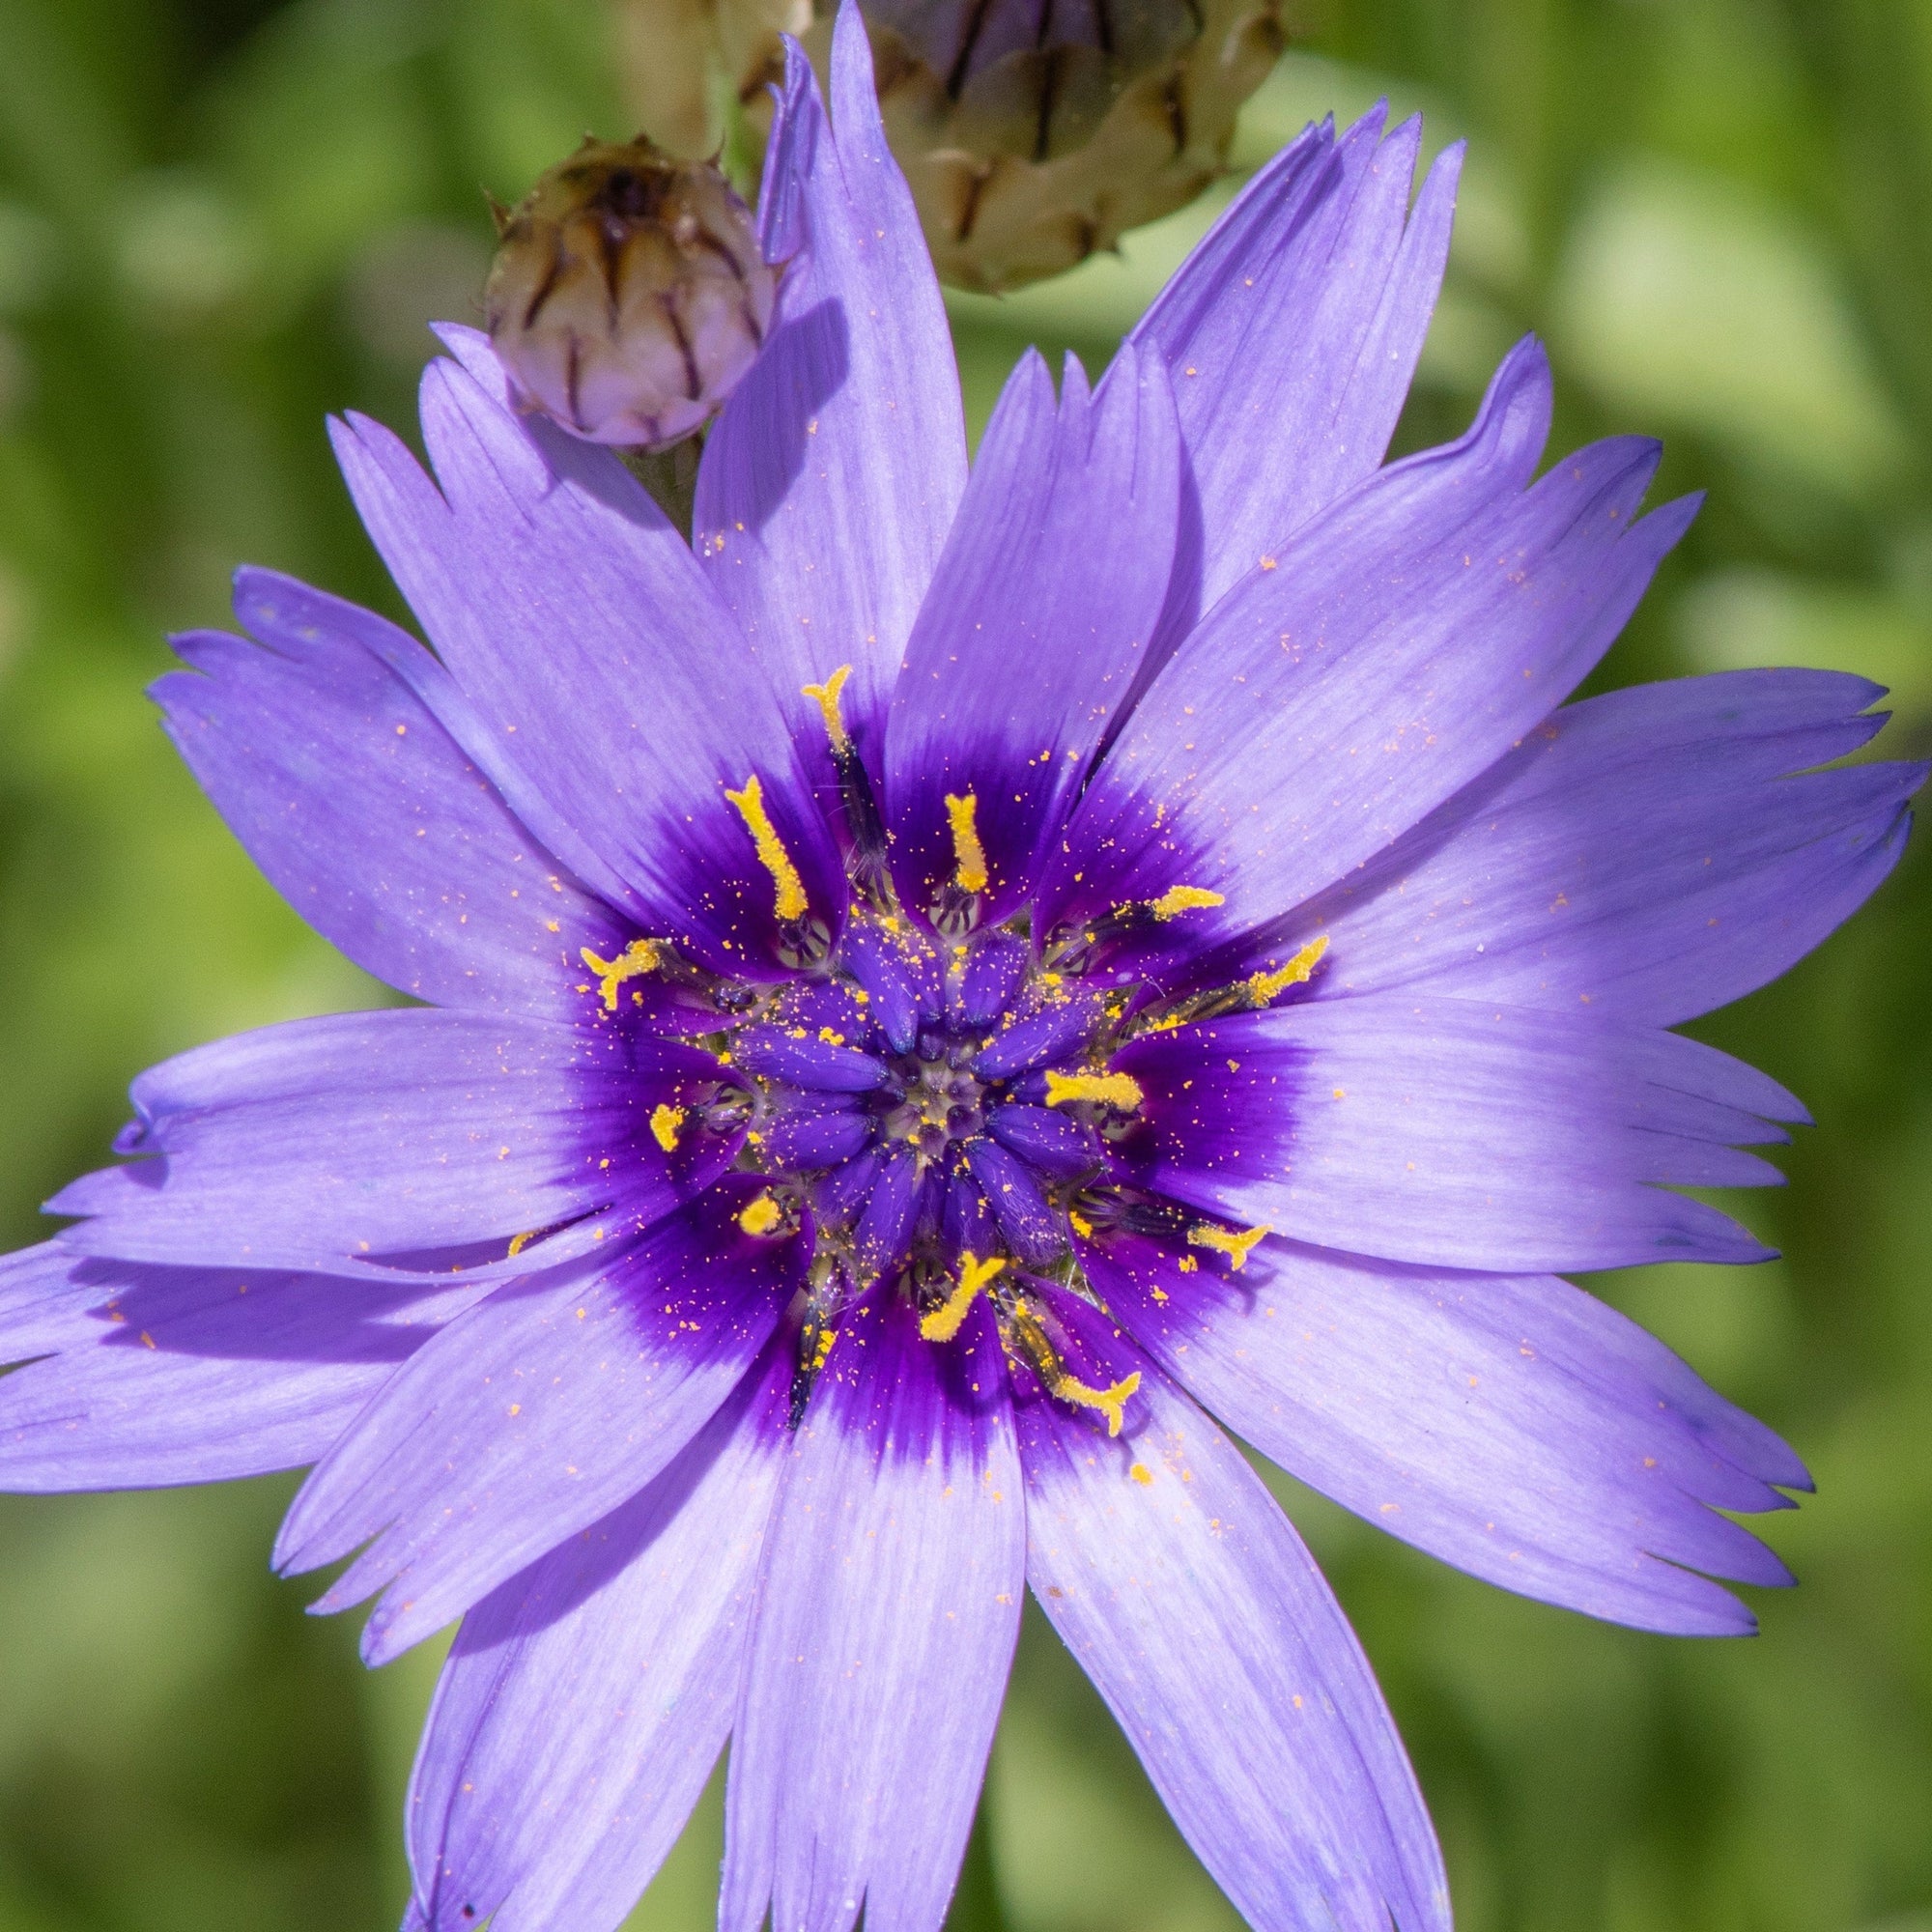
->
1187, 1222, 1269, 1271
1049, 1369, 1142, 1437
739, 1193, 783, 1236
724, 774, 810, 922
809, 1323, 838, 1373
580, 937, 662, 1010
506, 1230, 537, 1258
1067, 1209, 1094, 1239
944, 790, 989, 894
1044, 1070, 1144, 1111
1147, 885, 1226, 921
801, 665, 853, 754
649, 1103, 686, 1152
921, 1251, 1007, 1342
1247, 934, 1329, 1007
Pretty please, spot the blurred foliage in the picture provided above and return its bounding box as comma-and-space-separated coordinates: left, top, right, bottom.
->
0, 0, 1927, 1927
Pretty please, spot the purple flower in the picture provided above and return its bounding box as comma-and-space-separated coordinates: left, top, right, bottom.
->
0, 11, 1920, 1930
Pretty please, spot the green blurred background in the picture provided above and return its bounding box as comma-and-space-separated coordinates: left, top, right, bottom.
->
0, 0, 1928, 1926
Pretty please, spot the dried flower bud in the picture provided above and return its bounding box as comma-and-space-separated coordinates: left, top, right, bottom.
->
736, 0, 1283, 293
484, 137, 778, 448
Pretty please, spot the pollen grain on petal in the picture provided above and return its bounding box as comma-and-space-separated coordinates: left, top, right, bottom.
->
1044, 1069, 1144, 1111
649, 1103, 686, 1151
801, 664, 854, 754
921, 1250, 1007, 1342
1147, 884, 1226, 921
1054, 1369, 1142, 1438
944, 789, 989, 894
1187, 1222, 1269, 1271
1246, 934, 1329, 1006
738, 1192, 783, 1236
580, 936, 662, 1010
724, 773, 810, 922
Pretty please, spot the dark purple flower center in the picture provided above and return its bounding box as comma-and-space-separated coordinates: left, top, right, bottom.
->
572, 678, 1325, 1434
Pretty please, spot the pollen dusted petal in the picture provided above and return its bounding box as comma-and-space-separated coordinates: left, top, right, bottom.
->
696, 20, 967, 762
0, 1249, 488, 1492
1018, 1299, 1449, 1932
1040, 341, 1699, 972
1132, 108, 1461, 629
275, 1182, 806, 1665
332, 352, 843, 972
1260, 668, 1925, 1026
48, 1013, 726, 1276
885, 339, 1181, 917
1116, 996, 1800, 1274
404, 1346, 791, 1932
159, 581, 635, 1022
1086, 1232, 1801, 1634
724, 1293, 1021, 1932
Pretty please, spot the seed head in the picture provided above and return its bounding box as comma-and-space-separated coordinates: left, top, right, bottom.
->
484, 136, 778, 449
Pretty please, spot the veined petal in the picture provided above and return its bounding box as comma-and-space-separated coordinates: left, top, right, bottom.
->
1040, 341, 1698, 973
1018, 1293, 1448, 1932
49, 1011, 728, 1274
158, 585, 631, 1020
275, 1180, 804, 1664
232, 567, 648, 921
404, 1345, 789, 1932
1088, 1232, 1798, 1634
331, 355, 842, 973
884, 341, 1179, 917
1254, 668, 1924, 1025
1133, 107, 1462, 642
0, 1248, 485, 1491
723, 1293, 1022, 1932
1113, 995, 1803, 1273
696, 13, 968, 766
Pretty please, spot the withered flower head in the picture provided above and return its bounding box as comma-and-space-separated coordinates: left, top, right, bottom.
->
753, 0, 1284, 292
484, 136, 778, 448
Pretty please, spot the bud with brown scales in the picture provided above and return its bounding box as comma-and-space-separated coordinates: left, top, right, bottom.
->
483, 136, 778, 451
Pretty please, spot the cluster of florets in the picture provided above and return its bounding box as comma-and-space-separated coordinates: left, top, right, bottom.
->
570, 707, 1317, 1438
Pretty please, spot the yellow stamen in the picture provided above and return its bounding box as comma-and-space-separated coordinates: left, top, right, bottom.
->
1147, 885, 1226, 921
725, 774, 810, 922
580, 937, 662, 1011
506, 1230, 537, 1258
944, 790, 989, 894
801, 665, 853, 754
739, 1193, 783, 1236
1049, 1369, 1142, 1438
1246, 934, 1329, 1007
1044, 1070, 1144, 1111
1067, 1209, 1094, 1239
649, 1103, 686, 1152
809, 1322, 838, 1373
921, 1251, 1007, 1342
1187, 1222, 1269, 1271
